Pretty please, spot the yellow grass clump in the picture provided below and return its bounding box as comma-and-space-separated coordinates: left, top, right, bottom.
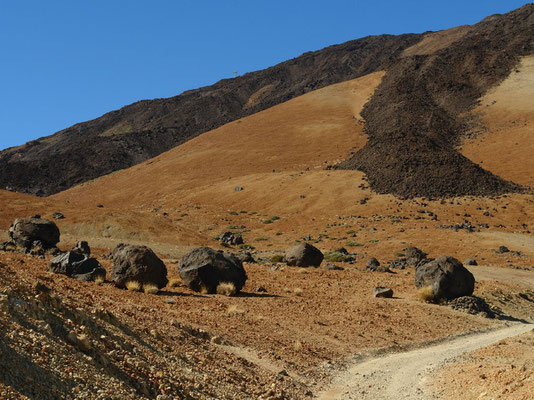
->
168, 277, 182, 288
143, 283, 159, 294
216, 282, 237, 296
293, 288, 303, 296
227, 305, 245, 315
125, 280, 141, 292
94, 275, 105, 285
418, 285, 436, 303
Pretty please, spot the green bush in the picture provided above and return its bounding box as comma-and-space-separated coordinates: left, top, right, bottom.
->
346, 241, 364, 247
324, 251, 349, 262
270, 254, 285, 263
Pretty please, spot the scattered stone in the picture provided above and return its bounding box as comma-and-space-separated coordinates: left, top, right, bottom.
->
404, 246, 428, 266
111, 244, 168, 289
52, 212, 65, 220
255, 286, 267, 293
219, 231, 244, 246
439, 222, 479, 232
373, 287, 393, 298
285, 243, 323, 267
324, 263, 344, 271
49, 251, 106, 282
497, 245, 510, 253
334, 247, 349, 255
366, 258, 391, 272
72, 241, 91, 257
234, 186, 243, 192
464, 258, 478, 266
178, 247, 247, 294
415, 256, 475, 300
448, 296, 495, 318
367, 258, 380, 268
236, 251, 256, 263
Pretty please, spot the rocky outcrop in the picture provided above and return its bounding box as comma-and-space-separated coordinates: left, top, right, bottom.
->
111, 244, 168, 289
415, 256, 475, 300
178, 247, 247, 294
285, 243, 324, 267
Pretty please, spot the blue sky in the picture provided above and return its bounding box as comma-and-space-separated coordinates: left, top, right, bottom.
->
0, 0, 530, 150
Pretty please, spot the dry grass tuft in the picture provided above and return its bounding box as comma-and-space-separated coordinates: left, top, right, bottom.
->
143, 283, 159, 294
418, 285, 436, 303
94, 275, 105, 285
293, 288, 303, 296
168, 277, 182, 288
227, 305, 245, 315
216, 282, 237, 296
200, 285, 209, 295
294, 340, 303, 351
125, 280, 141, 292
297, 268, 308, 274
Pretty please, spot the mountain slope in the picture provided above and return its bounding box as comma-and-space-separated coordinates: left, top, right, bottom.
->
335, 4, 534, 198
0, 34, 421, 196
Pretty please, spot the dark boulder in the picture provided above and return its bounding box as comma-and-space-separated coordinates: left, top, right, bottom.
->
285, 243, 323, 267
178, 247, 247, 294
49, 251, 106, 282
8, 217, 60, 250
72, 241, 90, 257
415, 256, 475, 300
219, 231, 244, 246
111, 244, 168, 289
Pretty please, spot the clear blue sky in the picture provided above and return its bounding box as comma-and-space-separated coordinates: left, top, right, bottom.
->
0, 0, 530, 150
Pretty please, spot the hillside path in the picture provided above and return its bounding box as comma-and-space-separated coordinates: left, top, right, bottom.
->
316, 323, 533, 400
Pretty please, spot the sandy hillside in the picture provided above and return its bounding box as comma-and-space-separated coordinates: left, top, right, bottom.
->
460, 55, 534, 187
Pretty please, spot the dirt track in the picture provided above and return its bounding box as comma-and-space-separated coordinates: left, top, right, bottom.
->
316, 323, 533, 400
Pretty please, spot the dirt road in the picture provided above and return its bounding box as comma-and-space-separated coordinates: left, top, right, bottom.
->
316, 323, 533, 400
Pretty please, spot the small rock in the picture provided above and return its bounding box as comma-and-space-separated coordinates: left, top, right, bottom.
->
324, 264, 344, 271
464, 258, 478, 266
52, 212, 65, 220
373, 287, 393, 298
235, 186, 243, 192
255, 286, 267, 292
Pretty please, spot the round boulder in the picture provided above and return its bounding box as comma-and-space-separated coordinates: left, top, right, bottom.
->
178, 247, 247, 294
8, 217, 60, 249
111, 244, 168, 289
415, 256, 475, 300
285, 243, 323, 267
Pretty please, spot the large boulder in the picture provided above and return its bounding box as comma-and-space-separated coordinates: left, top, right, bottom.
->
178, 247, 247, 294
111, 244, 168, 289
415, 256, 475, 300
49, 251, 106, 282
285, 243, 323, 267
8, 216, 60, 250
